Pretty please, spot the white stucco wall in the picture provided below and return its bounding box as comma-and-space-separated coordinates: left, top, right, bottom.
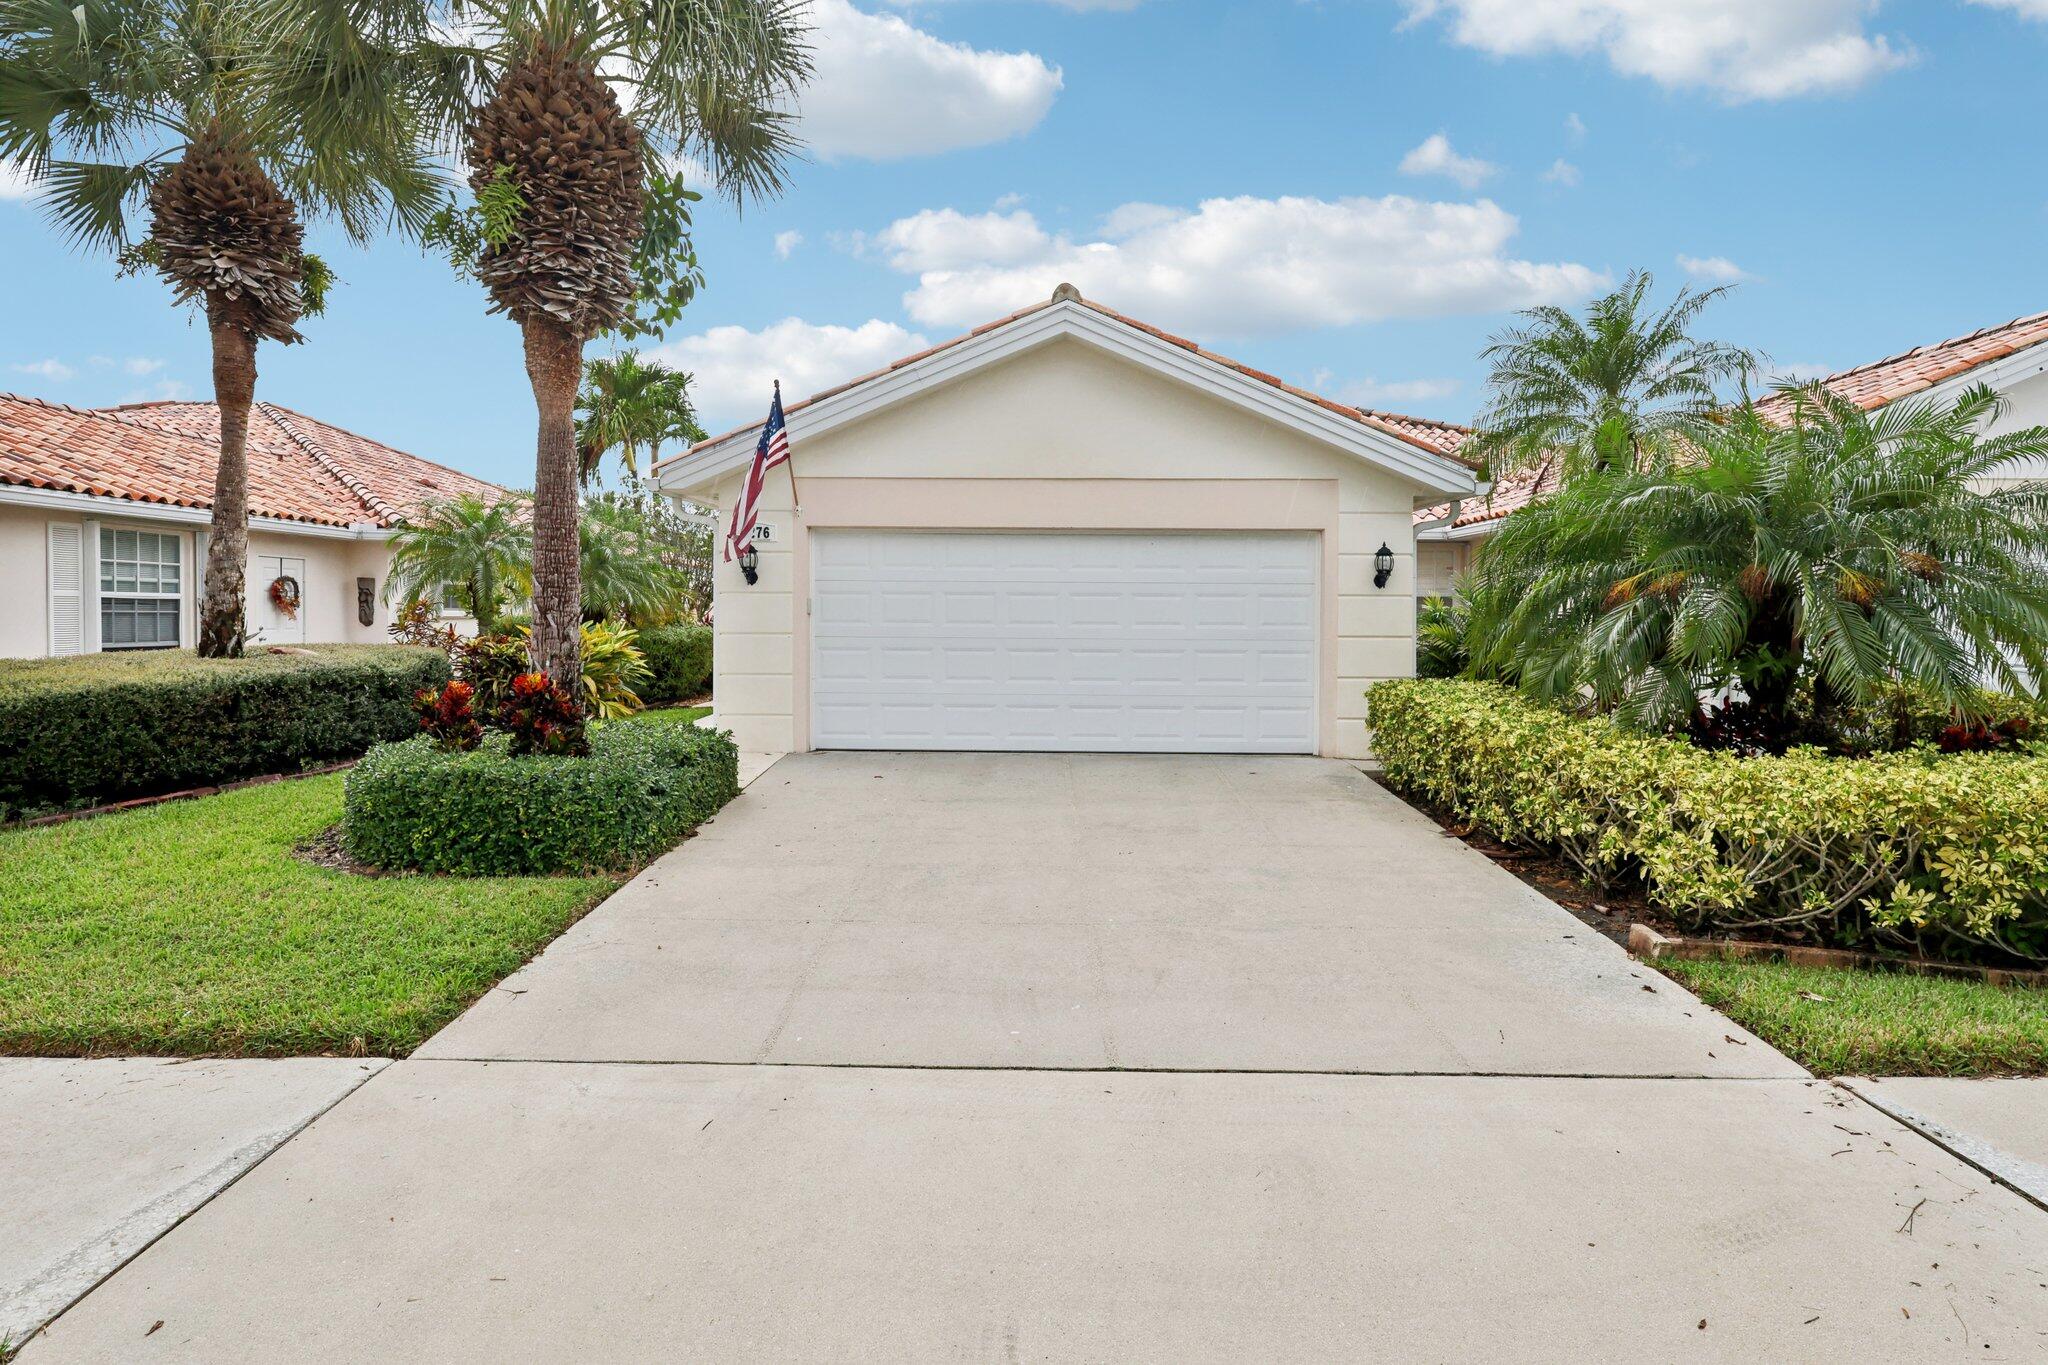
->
1416, 538, 1473, 600
0, 499, 424, 658
683, 336, 1442, 759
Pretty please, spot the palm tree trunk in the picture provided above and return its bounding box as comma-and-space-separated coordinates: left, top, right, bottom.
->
523, 314, 585, 696
198, 299, 257, 658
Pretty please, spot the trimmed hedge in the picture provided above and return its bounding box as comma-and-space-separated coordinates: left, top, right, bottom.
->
635, 625, 713, 704
342, 721, 738, 874
1368, 679, 2048, 965
0, 645, 448, 815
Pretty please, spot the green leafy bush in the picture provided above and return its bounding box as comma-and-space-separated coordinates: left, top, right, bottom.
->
1368, 679, 2048, 965
342, 722, 738, 875
634, 624, 712, 704
0, 646, 449, 815
456, 622, 649, 720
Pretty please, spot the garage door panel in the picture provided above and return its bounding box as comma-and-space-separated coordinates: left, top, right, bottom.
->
812, 531, 1317, 753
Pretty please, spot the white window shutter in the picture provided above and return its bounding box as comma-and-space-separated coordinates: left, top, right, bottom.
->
48, 522, 84, 656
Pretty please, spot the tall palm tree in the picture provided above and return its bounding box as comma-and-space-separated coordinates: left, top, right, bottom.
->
577, 350, 703, 483
421, 0, 809, 697
1469, 271, 1757, 482
1466, 383, 2048, 741
0, 0, 445, 655
385, 493, 531, 632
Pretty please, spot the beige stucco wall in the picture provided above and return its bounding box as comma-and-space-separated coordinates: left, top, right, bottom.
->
687, 336, 1438, 760
1416, 538, 1473, 600
0, 500, 423, 658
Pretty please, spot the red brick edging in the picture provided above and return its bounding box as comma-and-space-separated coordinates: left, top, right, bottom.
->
1628, 923, 2048, 989
15, 761, 360, 829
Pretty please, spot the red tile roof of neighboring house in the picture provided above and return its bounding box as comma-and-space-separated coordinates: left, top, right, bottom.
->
1759, 309, 2048, 420
0, 395, 503, 528
655, 292, 1479, 475
1414, 454, 1562, 531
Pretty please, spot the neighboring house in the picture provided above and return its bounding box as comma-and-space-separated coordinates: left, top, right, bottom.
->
0, 395, 504, 658
653, 287, 1479, 760
1413, 309, 2048, 593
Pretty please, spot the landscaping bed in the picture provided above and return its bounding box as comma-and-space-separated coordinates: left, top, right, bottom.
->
0, 774, 615, 1057
1369, 679, 2048, 1075
0, 644, 447, 818
343, 719, 737, 875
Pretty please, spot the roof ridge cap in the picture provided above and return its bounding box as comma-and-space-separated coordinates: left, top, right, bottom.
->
262, 403, 508, 492
1824, 308, 2048, 384
257, 402, 400, 525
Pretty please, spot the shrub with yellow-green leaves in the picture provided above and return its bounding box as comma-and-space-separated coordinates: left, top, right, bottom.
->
1367, 680, 2048, 965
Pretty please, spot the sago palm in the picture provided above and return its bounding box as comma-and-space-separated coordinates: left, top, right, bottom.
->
385, 493, 531, 631
577, 349, 703, 483
421, 0, 809, 697
1466, 383, 2048, 740
0, 0, 445, 655
1469, 271, 1757, 482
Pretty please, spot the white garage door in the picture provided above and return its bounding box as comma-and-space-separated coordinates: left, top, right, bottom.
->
811, 530, 1317, 752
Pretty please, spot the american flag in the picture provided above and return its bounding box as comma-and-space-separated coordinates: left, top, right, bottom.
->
724, 384, 790, 562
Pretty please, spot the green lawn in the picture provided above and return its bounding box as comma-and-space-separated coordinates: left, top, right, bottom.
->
0, 775, 616, 1057
1656, 957, 2048, 1077
611, 704, 712, 728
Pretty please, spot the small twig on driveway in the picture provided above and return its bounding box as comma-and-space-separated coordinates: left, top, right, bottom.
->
1897, 1198, 1928, 1234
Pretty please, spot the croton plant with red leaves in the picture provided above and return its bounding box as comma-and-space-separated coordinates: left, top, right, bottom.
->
414, 680, 483, 752
500, 672, 589, 757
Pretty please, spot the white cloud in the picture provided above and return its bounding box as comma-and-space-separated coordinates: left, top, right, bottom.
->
885, 0, 1142, 8
0, 158, 37, 200
865, 207, 1052, 271
1542, 158, 1581, 187
800, 0, 1062, 160
1398, 0, 1913, 101
1676, 253, 1750, 284
773, 230, 804, 260
1097, 202, 1186, 239
1968, 0, 2048, 19
647, 317, 930, 428
122, 378, 190, 403
878, 194, 1607, 336
992, 191, 1028, 211
13, 358, 74, 381
1564, 112, 1587, 142
122, 357, 166, 376
1398, 132, 1497, 190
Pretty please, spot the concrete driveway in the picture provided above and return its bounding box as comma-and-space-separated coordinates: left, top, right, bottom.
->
26, 754, 2048, 1361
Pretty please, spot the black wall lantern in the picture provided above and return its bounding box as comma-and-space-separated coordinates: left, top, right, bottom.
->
1373, 542, 1395, 589
738, 541, 760, 586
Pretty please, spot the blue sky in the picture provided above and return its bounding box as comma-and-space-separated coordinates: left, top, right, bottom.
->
8, 0, 2048, 487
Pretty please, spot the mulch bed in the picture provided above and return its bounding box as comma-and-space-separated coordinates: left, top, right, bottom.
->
291, 823, 405, 877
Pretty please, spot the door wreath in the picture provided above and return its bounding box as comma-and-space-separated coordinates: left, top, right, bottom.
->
268, 574, 302, 621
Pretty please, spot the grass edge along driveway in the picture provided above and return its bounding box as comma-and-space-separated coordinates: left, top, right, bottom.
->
0, 772, 617, 1058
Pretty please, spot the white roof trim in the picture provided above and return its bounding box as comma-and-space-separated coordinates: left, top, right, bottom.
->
655, 302, 1478, 498
0, 481, 392, 540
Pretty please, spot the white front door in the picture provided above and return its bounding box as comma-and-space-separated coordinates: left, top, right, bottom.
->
811, 530, 1317, 753
251, 555, 307, 644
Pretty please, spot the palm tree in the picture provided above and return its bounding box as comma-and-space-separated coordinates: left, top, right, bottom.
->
1469, 271, 1757, 482
421, 0, 809, 698
578, 495, 698, 622
386, 493, 531, 632
577, 350, 703, 483
0, 0, 444, 655
1466, 383, 2048, 742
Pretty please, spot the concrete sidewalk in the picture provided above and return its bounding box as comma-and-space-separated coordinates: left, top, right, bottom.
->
22, 755, 2048, 1359
1, 1058, 386, 1349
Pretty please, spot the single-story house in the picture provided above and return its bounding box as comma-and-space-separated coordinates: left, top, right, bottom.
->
652, 286, 1479, 760
1414, 308, 2048, 589
0, 394, 504, 658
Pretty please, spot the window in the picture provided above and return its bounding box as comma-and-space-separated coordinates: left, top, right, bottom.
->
100, 528, 181, 649
439, 581, 468, 616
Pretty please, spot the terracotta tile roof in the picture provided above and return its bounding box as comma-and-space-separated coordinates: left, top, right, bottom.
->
1759, 309, 2048, 420
655, 292, 1479, 475
0, 394, 503, 528
1414, 454, 1561, 531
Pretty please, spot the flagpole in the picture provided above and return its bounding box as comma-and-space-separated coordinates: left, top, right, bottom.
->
778, 380, 802, 519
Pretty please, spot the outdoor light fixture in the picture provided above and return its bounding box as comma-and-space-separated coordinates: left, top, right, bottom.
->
738, 541, 760, 586
1373, 542, 1395, 589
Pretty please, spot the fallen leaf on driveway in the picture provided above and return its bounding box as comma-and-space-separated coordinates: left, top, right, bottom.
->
146, 1321, 163, 1337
